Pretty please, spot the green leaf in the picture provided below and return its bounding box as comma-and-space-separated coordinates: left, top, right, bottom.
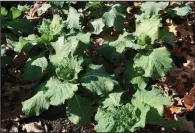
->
39, 19, 50, 34
134, 15, 162, 44
23, 56, 48, 81
49, 36, 79, 66
132, 87, 179, 131
108, 33, 142, 52
1, 7, 8, 16
67, 32, 91, 56
67, 95, 92, 126
141, 2, 169, 16
14, 36, 37, 53
45, 77, 78, 106
22, 84, 50, 116
102, 91, 123, 108
131, 86, 172, 115
97, 33, 144, 60
14, 37, 28, 52
56, 55, 83, 82
86, 2, 102, 10
159, 30, 176, 49
95, 103, 150, 132
24, 34, 39, 44
50, 33, 90, 66
103, 4, 125, 30
39, 14, 63, 43
131, 86, 177, 130
5, 34, 18, 49
49, 1, 65, 8
11, 7, 22, 19
89, 18, 105, 35
81, 64, 118, 96
17, 5, 29, 12
6, 19, 34, 35
14, 34, 38, 53
134, 47, 173, 78
50, 15, 64, 36
65, 6, 83, 31
168, 5, 192, 17
146, 108, 180, 131
39, 14, 63, 37
67, 32, 91, 44
125, 63, 148, 90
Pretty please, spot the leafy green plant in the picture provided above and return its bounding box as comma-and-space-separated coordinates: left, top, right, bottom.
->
1, 1, 192, 132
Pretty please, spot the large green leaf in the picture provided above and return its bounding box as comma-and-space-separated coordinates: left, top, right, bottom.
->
102, 91, 123, 108
23, 56, 48, 81
6, 19, 34, 35
81, 64, 118, 96
22, 84, 50, 116
141, 2, 169, 16
131, 87, 177, 131
125, 63, 148, 90
146, 108, 180, 131
11, 7, 22, 19
39, 14, 63, 37
89, 18, 105, 35
67, 32, 91, 56
133, 47, 173, 78
65, 6, 83, 31
97, 32, 144, 60
50, 15, 64, 36
67, 95, 92, 126
168, 5, 192, 17
67, 32, 91, 45
14, 34, 39, 53
49, 33, 90, 66
135, 2, 168, 23
95, 103, 150, 132
103, 4, 125, 30
131, 86, 172, 115
45, 77, 78, 106
134, 15, 162, 44
159, 30, 176, 49
49, 36, 79, 66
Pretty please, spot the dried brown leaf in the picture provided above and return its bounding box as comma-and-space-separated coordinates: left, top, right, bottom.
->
176, 24, 194, 43
184, 87, 195, 111
169, 105, 183, 114
164, 105, 175, 120
162, 67, 194, 94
